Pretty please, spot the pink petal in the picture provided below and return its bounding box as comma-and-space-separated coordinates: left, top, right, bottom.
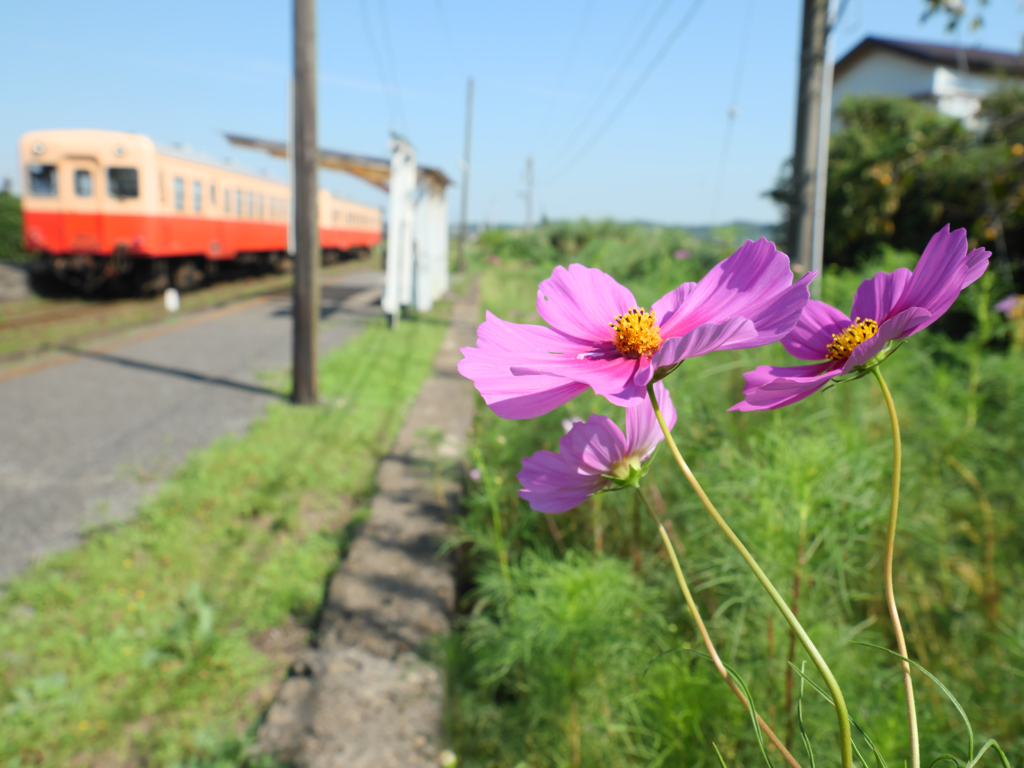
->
652, 239, 800, 339
518, 451, 607, 514
729, 362, 841, 412
646, 317, 758, 378
511, 355, 649, 408
625, 381, 676, 460
850, 268, 912, 324
782, 300, 852, 361
962, 246, 992, 288
558, 414, 627, 474
459, 346, 590, 419
842, 307, 933, 373
650, 282, 696, 325
892, 227, 990, 327
536, 263, 637, 342
459, 311, 597, 419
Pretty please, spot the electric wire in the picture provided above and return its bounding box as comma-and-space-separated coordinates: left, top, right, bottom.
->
376, 0, 408, 132
433, 0, 464, 74
531, 0, 597, 147
547, 0, 677, 161
359, 0, 398, 130
709, 0, 756, 223
545, 0, 708, 182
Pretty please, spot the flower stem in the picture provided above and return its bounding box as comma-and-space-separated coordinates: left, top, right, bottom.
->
646, 382, 853, 768
636, 489, 804, 768
872, 367, 920, 768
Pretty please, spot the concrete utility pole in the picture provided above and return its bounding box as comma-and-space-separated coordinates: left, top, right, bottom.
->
810, 0, 839, 299
788, 0, 828, 277
523, 156, 534, 230
292, 0, 320, 404
456, 78, 474, 271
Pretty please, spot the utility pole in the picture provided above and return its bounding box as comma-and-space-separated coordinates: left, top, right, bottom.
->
456, 77, 474, 271
523, 156, 534, 231
292, 0, 319, 404
787, 0, 828, 277
810, 0, 839, 299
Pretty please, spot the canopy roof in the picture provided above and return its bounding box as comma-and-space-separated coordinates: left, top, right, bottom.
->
225, 133, 451, 192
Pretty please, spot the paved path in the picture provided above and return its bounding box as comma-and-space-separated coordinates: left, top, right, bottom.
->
0, 269, 383, 582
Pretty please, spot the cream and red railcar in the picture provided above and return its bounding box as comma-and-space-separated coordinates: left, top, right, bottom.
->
19, 129, 382, 291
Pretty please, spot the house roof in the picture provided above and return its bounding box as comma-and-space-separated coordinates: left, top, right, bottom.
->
836, 36, 1024, 78
224, 133, 452, 192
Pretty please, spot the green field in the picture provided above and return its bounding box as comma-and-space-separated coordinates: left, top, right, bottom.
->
446, 223, 1023, 767
0, 305, 450, 767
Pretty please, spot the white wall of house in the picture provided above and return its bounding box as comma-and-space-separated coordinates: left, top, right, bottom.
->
832, 49, 1021, 127
832, 49, 937, 106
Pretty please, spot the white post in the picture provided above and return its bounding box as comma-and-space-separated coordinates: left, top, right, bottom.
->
434, 183, 449, 299
414, 182, 433, 312
810, 0, 838, 299
382, 137, 416, 324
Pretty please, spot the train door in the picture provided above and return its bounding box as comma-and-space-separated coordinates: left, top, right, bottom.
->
63, 157, 102, 253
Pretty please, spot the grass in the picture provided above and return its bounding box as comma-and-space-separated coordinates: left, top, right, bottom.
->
446, 223, 1024, 768
0, 303, 449, 768
0, 253, 380, 364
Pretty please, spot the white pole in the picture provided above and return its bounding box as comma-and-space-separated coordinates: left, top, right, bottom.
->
810, 0, 838, 299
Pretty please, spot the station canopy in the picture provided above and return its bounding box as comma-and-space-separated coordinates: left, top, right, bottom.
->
225, 133, 451, 192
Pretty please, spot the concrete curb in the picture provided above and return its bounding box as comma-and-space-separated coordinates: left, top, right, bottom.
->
256, 277, 480, 768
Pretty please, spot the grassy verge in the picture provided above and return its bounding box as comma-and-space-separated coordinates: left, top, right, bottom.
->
0, 252, 380, 363
0, 305, 449, 768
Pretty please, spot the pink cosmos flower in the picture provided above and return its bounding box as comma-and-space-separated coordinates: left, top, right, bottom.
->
731, 226, 991, 412
995, 294, 1022, 320
459, 239, 814, 419
518, 382, 678, 513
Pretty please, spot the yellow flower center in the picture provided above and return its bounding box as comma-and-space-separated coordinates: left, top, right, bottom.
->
609, 307, 663, 359
826, 318, 879, 362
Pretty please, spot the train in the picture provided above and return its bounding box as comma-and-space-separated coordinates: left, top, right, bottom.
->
18, 129, 383, 292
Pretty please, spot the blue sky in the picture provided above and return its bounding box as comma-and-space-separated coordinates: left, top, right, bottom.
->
2, 0, 1022, 225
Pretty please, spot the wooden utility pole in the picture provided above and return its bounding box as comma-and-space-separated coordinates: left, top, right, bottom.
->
788, 0, 828, 275
292, 0, 319, 404
456, 77, 474, 271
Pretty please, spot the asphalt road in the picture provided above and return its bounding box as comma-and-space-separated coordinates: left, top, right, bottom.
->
0, 269, 383, 583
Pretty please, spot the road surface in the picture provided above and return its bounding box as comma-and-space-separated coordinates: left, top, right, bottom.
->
0, 269, 383, 582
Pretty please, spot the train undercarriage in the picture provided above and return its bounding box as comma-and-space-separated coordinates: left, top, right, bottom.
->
36, 247, 368, 295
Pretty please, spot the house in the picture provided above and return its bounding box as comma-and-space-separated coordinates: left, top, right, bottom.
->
832, 36, 1024, 127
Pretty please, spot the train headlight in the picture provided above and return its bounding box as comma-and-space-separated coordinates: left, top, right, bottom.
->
114, 145, 126, 157
32, 142, 46, 155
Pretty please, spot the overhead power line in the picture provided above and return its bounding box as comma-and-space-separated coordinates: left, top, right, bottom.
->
545, 0, 708, 182
710, 0, 756, 223
376, 0, 407, 131
359, 0, 398, 129
433, 0, 464, 73
532, 0, 597, 146
549, 0, 676, 161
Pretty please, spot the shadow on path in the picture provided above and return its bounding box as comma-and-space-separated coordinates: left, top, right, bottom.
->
60, 348, 284, 399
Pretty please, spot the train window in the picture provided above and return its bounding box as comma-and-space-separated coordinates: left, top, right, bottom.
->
192, 181, 202, 213
248, 191, 253, 218
224, 188, 230, 214
173, 178, 184, 211
28, 164, 57, 196
258, 194, 264, 219
236, 189, 242, 217
210, 184, 216, 206
108, 168, 139, 198
74, 170, 92, 197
